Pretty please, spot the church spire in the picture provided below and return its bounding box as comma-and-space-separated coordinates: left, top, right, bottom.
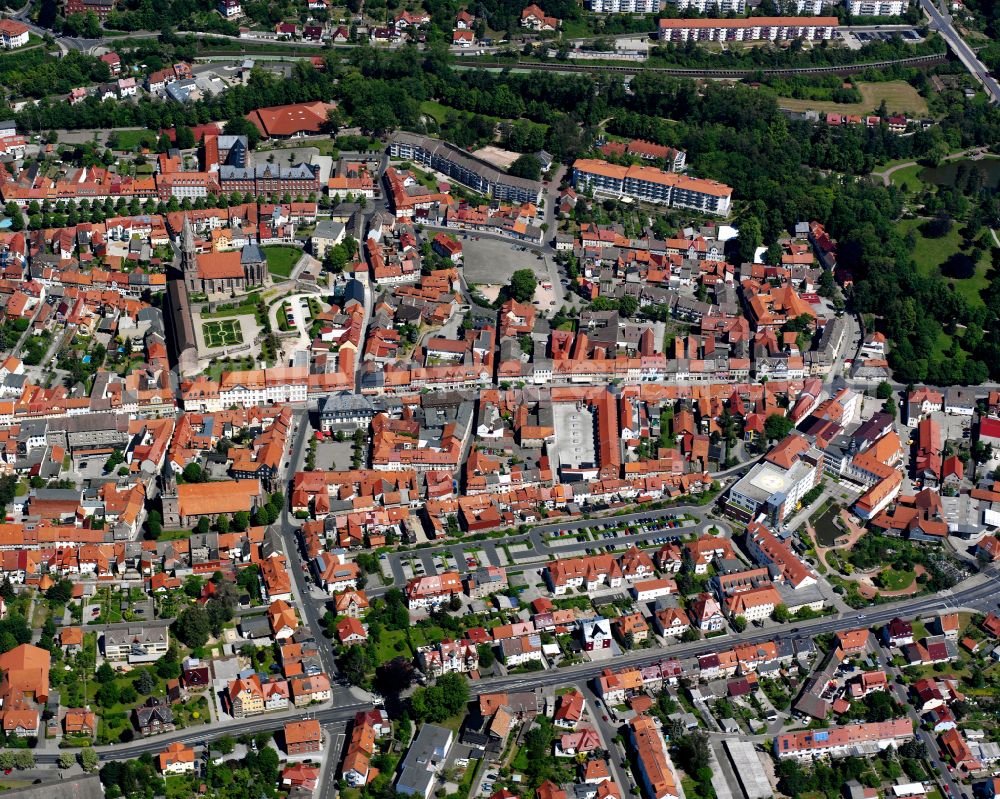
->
182, 215, 195, 257
181, 215, 197, 278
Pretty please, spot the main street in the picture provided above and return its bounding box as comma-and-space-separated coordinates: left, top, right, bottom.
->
277, 407, 340, 682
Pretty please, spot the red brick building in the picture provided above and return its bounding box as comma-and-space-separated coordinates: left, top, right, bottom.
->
284, 719, 322, 755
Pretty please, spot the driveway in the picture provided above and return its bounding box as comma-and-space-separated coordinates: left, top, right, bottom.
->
270, 293, 324, 362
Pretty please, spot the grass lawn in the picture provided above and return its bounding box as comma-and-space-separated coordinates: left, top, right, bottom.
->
896, 217, 991, 306
419, 100, 454, 125
206, 355, 255, 382
112, 129, 159, 151
559, 17, 591, 38
263, 245, 301, 278
203, 303, 257, 319
776, 81, 929, 116
889, 163, 926, 193
157, 528, 193, 541
458, 759, 481, 794
202, 319, 243, 348
436, 711, 467, 733
409, 624, 447, 648
931, 328, 955, 360
374, 628, 412, 663
905, 662, 971, 682
877, 567, 915, 591
165, 775, 198, 799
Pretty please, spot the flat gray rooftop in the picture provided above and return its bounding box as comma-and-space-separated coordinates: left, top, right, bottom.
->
553, 403, 596, 471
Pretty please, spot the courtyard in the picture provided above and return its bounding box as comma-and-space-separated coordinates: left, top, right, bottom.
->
201, 319, 244, 349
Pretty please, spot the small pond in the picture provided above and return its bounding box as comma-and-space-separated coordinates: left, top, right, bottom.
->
919, 157, 1000, 189
813, 505, 844, 548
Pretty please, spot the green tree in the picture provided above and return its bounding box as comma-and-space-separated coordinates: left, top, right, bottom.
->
46, 579, 73, 604
875, 381, 893, 400
174, 606, 211, 648
507, 269, 537, 303
509, 154, 542, 181
145, 510, 162, 540
119, 685, 138, 705
182, 462, 204, 483
96, 681, 119, 707
736, 216, 762, 264
133, 670, 155, 695
764, 413, 794, 442
410, 673, 469, 722
338, 645, 370, 686
175, 125, 196, 150
80, 747, 99, 773
477, 643, 495, 668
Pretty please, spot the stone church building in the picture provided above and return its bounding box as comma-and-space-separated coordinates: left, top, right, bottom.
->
181, 216, 270, 297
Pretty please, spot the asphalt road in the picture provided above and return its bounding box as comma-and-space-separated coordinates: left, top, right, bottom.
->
378, 503, 723, 589
37, 563, 998, 766
920, 0, 1000, 103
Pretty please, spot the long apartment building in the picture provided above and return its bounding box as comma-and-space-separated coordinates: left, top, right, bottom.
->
662, 0, 745, 11
775, 719, 913, 760
388, 132, 542, 205
657, 16, 838, 43
628, 715, 680, 799
572, 159, 732, 216
588, 0, 660, 12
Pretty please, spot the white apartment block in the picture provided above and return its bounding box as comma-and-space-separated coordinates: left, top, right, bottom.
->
781, 0, 835, 12
588, 0, 660, 11
848, 0, 908, 14
657, 16, 838, 43
572, 159, 732, 216
665, 0, 745, 11
0, 21, 30, 49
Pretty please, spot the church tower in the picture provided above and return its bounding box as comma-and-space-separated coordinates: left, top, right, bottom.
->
181, 215, 198, 292
159, 470, 181, 529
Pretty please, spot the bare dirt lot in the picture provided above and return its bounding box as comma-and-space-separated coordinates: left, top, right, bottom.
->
471, 145, 521, 170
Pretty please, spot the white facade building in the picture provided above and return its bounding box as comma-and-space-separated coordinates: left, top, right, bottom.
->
665, 0, 744, 10
589, 0, 660, 10
847, 0, 908, 14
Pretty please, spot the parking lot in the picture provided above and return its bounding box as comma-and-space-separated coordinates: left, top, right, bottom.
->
462, 237, 545, 286
854, 29, 920, 42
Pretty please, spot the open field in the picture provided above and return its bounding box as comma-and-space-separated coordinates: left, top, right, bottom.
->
111, 129, 159, 151
263, 245, 301, 278
202, 319, 243, 348
776, 81, 929, 116
877, 567, 915, 591
896, 217, 991, 307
